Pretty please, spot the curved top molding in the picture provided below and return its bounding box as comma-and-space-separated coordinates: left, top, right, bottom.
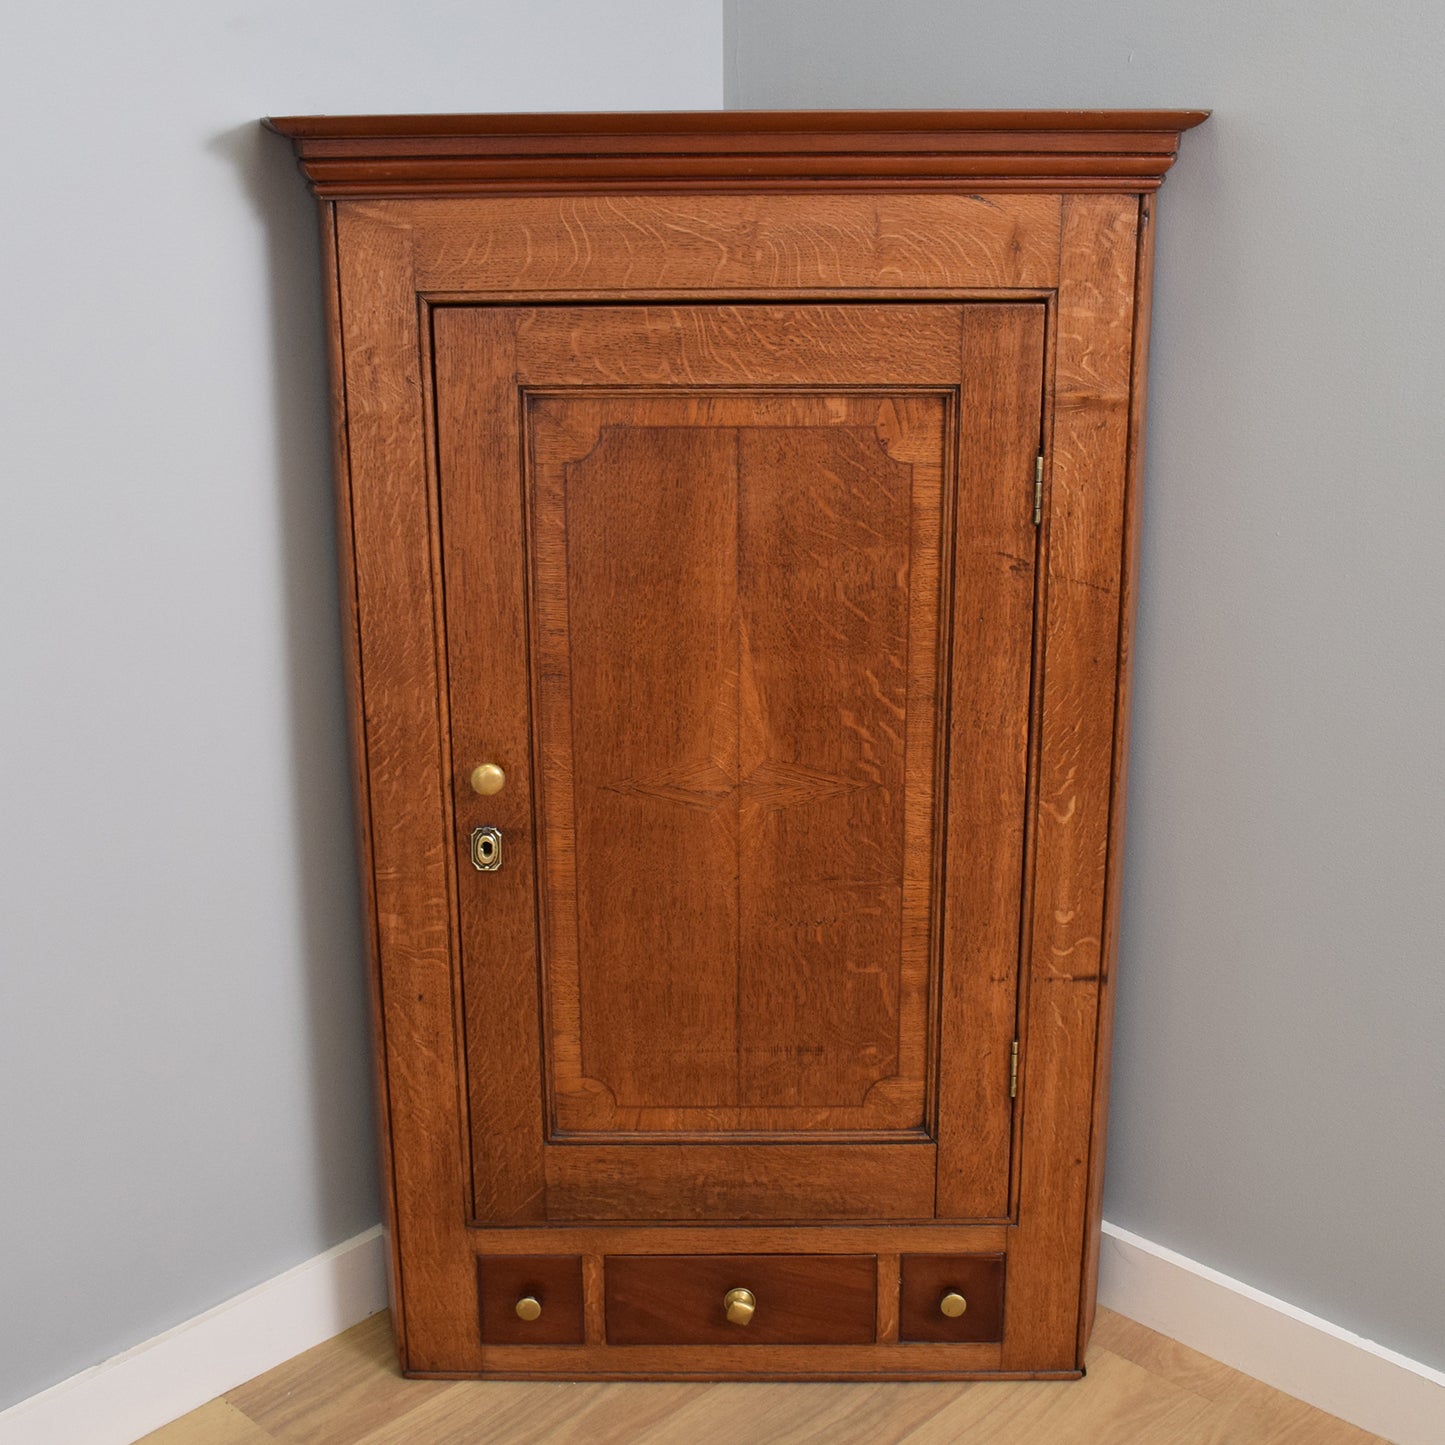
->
264, 109, 1209, 198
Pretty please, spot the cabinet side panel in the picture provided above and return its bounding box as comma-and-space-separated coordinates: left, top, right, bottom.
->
319, 200, 406, 1356
1003, 195, 1139, 1371
334, 205, 476, 1370
1077, 194, 1156, 1358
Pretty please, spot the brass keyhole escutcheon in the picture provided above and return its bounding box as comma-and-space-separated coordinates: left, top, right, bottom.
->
940, 1291, 968, 1318
469, 762, 506, 796
723, 1287, 756, 1326
514, 1295, 542, 1322
470, 826, 503, 872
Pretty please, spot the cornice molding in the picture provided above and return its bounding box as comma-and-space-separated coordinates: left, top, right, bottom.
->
264, 109, 1209, 199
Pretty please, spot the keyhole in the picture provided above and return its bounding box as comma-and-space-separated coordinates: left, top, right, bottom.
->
470, 826, 503, 872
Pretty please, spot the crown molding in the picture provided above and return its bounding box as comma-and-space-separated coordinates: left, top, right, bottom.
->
264, 109, 1209, 199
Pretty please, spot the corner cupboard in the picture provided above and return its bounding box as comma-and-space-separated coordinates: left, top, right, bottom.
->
267, 108, 1207, 1380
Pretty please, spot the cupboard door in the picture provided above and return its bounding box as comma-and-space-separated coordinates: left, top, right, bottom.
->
434, 303, 1043, 1224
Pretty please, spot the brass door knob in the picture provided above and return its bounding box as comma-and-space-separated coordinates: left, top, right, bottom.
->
514, 1295, 542, 1322
940, 1291, 968, 1318
723, 1287, 756, 1326
469, 762, 506, 796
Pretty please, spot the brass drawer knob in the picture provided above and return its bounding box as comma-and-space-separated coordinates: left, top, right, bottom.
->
939, 1291, 968, 1318
469, 762, 506, 796
514, 1295, 542, 1322
723, 1287, 756, 1325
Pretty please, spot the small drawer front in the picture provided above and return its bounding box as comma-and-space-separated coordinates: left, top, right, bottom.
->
605, 1254, 876, 1345
899, 1254, 1005, 1343
476, 1254, 584, 1345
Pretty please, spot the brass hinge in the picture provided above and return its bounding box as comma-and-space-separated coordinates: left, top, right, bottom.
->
1033, 455, 1044, 526
1010, 1040, 1020, 1099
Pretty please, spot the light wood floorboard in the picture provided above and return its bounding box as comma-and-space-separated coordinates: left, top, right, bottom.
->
139, 1310, 1390, 1444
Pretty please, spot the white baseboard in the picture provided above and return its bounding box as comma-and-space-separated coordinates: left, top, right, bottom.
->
1099, 1220, 1445, 1445
0, 1226, 388, 1445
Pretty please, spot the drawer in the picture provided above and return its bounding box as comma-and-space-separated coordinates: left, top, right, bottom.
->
899, 1253, 1005, 1342
476, 1254, 584, 1344
605, 1254, 876, 1345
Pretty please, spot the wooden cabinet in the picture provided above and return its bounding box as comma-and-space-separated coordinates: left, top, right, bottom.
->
268, 108, 1206, 1380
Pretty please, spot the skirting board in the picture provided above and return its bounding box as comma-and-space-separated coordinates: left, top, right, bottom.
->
0, 1226, 387, 1445
3, 1221, 1440, 1443
1098, 1220, 1445, 1445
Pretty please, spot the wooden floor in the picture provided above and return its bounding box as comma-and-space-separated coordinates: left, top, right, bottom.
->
141, 1309, 1387, 1445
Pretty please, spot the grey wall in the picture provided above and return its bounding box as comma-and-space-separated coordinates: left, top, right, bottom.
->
0, 0, 720, 1411
727, 0, 1445, 1371
5, 0, 1439, 1413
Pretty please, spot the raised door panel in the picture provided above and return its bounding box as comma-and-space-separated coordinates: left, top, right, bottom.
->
433, 303, 1043, 1225
530, 391, 943, 1139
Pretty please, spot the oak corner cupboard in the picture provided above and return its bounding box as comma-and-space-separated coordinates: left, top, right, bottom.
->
266, 107, 1207, 1381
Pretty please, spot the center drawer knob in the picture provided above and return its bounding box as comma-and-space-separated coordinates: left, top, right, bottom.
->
514, 1295, 542, 1322
723, 1287, 756, 1325
939, 1291, 968, 1318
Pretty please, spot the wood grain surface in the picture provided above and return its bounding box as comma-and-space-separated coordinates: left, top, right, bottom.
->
433, 302, 1044, 1234
151, 1307, 1386, 1444
1002, 194, 1141, 1373
528, 392, 940, 1137
1079, 190, 1159, 1361
899, 1254, 1007, 1343
430, 305, 546, 1233
934, 303, 1046, 1220
476, 1256, 584, 1346
303, 111, 1204, 1376
604, 1254, 877, 1346
409, 193, 1063, 295
334, 207, 477, 1371
317, 204, 406, 1344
